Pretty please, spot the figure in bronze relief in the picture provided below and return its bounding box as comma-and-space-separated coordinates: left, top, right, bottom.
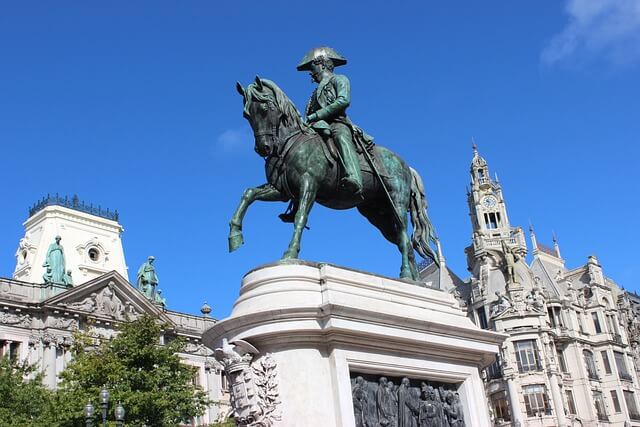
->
352, 376, 368, 427
351, 374, 462, 427
398, 377, 418, 427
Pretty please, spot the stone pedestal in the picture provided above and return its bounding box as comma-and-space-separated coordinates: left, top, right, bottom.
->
203, 262, 505, 427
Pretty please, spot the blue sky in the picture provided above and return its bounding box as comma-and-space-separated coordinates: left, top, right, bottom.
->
1, 1, 639, 318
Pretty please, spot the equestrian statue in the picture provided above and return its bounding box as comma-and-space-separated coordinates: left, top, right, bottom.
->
228, 47, 439, 281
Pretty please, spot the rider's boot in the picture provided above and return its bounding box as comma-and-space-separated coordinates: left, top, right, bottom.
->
333, 127, 363, 198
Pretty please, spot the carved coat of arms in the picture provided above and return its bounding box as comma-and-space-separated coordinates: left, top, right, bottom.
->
214, 338, 281, 426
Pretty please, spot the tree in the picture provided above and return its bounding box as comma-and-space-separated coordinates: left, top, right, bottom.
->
53, 315, 211, 426
0, 356, 55, 427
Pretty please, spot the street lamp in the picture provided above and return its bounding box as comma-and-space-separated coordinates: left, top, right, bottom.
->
84, 402, 95, 427
115, 401, 126, 427
100, 388, 110, 427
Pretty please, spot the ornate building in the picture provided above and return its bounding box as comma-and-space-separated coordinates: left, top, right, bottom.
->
0, 197, 228, 426
423, 147, 640, 426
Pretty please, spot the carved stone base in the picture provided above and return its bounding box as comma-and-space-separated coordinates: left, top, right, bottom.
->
203, 262, 505, 427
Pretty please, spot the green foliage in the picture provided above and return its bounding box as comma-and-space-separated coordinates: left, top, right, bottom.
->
209, 419, 235, 427
0, 356, 55, 427
52, 315, 211, 426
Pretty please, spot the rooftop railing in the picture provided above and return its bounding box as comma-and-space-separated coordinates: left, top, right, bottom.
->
29, 194, 119, 221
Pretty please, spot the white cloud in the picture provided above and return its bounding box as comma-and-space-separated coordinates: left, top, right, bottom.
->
216, 128, 251, 153
541, 0, 640, 67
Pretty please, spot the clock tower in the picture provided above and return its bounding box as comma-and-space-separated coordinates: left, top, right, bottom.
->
465, 145, 527, 274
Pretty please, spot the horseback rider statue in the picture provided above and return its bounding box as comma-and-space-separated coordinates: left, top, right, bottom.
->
229, 47, 440, 281
297, 46, 373, 198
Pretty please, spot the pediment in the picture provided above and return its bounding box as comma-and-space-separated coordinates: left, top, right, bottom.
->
43, 271, 174, 325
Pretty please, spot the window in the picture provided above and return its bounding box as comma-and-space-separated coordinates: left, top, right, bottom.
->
614, 352, 632, 381
565, 390, 577, 415
491, 391, 511, 421
484, 212, 500, 229
624, 391, 640, 420
610, 390, 622, 413
577, 313, 586, 334
8, 342, 20, 361
548, 308, 556, 327
485, 355, 502, 380
523, 384, 551, 417
88, 247, 100, 262
607, 314, 619, 334
557, 350, 568, 373
592, 312, 603, 333
583, 350, 599, 380
601, 350, 612, 374
548, 307, 564, 328
593, 391, 607, 420
514, 340, 541, 373
476, 308, 489, 329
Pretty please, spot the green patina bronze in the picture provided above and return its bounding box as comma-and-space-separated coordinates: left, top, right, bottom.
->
43, 235, 66, 285
229, 47, 439, 281
136, 256, 159, 300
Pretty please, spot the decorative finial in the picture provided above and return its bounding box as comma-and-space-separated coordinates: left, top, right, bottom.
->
471, 137, 477, 153
200, 301, 212, 317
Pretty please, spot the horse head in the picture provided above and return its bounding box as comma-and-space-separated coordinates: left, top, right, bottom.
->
237, 76, 306, 158
237, 76, 283, 157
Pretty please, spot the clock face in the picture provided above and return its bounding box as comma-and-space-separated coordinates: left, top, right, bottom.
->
482, 196, 498, 208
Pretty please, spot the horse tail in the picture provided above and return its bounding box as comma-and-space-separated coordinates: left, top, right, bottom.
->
408, 167, 440, 268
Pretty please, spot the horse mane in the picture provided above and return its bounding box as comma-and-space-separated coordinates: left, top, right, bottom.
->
244, 79, 309, 133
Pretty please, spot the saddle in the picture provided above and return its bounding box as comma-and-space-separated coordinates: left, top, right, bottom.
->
311, 122, 389, 179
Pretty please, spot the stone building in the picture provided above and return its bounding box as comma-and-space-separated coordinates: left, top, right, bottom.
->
424, 147, 640, 426
0, 197, 228, 426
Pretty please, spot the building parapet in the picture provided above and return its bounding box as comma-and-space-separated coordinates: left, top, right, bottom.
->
29, 194, 119, 222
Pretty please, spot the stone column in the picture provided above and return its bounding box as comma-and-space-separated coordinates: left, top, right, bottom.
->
42, 336, 57, 389
549, 373, 567, 426
204, 361, 220, 423
506, 376, 523, 426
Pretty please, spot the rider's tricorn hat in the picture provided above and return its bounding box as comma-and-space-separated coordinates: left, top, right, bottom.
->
296, 46, 347, 71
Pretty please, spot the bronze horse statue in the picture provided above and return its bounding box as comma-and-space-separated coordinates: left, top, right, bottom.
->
228, 77, 439, 281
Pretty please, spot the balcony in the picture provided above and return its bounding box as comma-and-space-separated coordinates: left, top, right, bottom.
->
620, 372, 634, 382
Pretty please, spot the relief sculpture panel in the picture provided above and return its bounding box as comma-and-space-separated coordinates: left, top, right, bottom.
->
350, 373, 465, 427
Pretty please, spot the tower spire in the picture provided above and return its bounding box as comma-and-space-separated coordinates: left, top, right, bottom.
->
529, 221, 539, 255
552, 231, 562, 259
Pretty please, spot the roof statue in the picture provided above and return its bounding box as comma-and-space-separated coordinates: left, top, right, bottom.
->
43, 235, 67, 286
228, 47, 440, 281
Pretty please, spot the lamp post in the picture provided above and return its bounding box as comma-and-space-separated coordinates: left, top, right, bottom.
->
84, 402, 95, 427
100, 388, 110, 427
115, 401, 126, 427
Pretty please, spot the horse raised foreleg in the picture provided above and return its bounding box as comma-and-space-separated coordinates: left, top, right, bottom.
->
229, 184, 286, 252
282, 177, 317, 260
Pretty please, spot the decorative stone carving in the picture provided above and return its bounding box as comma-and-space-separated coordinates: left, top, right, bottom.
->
48, 316, 79, 330
61, 293, 98, 312
0, 311, 31, 327
96, 282, 124, 319
214, 339, 281, 426
61, 282, 136, 320
500, 240, 520, 286
450, 287, 468, 308
490, 291, 512, 318
525, 288, 545, 313
350, 373, 464, 427
184, 342, 214, 356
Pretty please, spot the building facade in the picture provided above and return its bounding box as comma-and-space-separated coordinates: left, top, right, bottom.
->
426, 147, 640, 426
0, 197, 228, 426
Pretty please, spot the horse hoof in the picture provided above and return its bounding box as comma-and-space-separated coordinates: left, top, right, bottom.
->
228, 232, 244, 252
